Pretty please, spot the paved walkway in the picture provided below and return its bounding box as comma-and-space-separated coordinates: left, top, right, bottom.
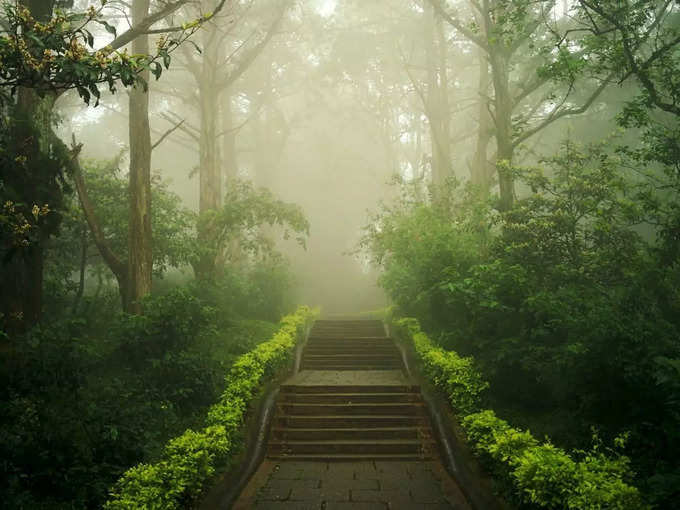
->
233, 460, 471, 509
231, 320, 475, 509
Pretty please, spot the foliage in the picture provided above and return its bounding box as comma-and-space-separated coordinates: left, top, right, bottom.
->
189, 257, 297, 323
394, 316, 648, 510
369, 140, 680, 507
395, 317, 488, 416
0, 286, 297, 509
0, 1, 198, 105
361, 179, 494, 330
67, 159, 193, 274
105, 305, 317, 510
196, 178, 310, 271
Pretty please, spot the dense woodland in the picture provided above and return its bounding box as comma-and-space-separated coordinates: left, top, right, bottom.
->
1, 0, 679, 508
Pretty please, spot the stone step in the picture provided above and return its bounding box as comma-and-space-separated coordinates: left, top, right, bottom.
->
280, 385, 420, 393
307, 335, 394, 345
309, 334, 386, 339
301, 356, 401, 364
274, 415, 429, 428
268, 439, 433, 455
279, 392, 422, 404
304, 347, 397, 353
309, 330, 385, 336
271, 427, 422, 441
266, 452, 432, 461
305, 343, 394, 350
300, 364, 402, 371
304, 345, 398, 352
277, 403, 427, 416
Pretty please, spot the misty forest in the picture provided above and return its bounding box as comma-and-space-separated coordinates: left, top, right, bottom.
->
1, 0, 680, 509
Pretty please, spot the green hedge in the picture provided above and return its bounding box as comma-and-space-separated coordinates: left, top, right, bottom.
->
105, 305, 317, 510
392, 316, 648, 510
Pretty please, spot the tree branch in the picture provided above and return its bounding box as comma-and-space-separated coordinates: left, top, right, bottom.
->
107, 0, 231, 51
152, 118, 185, 150
514, 72, 614, 146
426, 0, 487, 50
64, 134, 127, 284
216, 1, 290, 91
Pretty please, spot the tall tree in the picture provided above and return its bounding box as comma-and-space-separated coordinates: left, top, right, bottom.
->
127, 0, 153, 313
429, 0, 613, 210
176, 0, 290, 278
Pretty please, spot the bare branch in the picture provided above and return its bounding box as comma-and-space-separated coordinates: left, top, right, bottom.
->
65, 134, 127, 285
426, 0, 487, 50
514, 72, 614, 146
152, 118, 185, 150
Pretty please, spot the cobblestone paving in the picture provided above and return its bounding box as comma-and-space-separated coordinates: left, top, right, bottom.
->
233, 460, 471, 510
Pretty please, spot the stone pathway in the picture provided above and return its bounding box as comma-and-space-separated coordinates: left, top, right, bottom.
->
233, 460, 471, 510
229, 320, 475, 509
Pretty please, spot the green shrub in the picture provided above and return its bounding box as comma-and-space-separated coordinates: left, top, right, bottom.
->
395, 317, 488, 415
395, 315, 648, 510
105, 305, 317, 510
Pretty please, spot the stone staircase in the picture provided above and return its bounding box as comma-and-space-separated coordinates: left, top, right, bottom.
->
267, 319, 437, 461
301, 319, 402, 370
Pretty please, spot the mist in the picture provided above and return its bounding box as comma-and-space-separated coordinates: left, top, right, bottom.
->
3, 0, 680, 508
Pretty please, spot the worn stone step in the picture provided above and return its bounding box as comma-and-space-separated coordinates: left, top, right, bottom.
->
280, 384, 420, 394
307, 335, 394, 345
266, 452, 432, 461
305, 342, 395, 348
310, 329, 385, 336
302, 356, 400, 362
279, 392, 422, 404
307, 330, 392, 342
274, 415, 429, 428
268, 439, 432, 455
271, 427, 422, 440
277, 403, 426, 416
304, 345, 400, 356
300, 364, 402, 371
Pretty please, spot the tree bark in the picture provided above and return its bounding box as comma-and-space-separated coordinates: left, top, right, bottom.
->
424, 2, 451, 187
0, 0, 57, 334
127, 0, 153, 313
195, 17, 221, 279
471, 48, 493, 195
488, 47, 515, 210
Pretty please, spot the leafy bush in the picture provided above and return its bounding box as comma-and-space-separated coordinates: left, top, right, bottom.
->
395, 316, 648, 510
104, 305, 317, 510
0, 286, 290, 509
368, 141, 680, 507
395, 317, 488, 415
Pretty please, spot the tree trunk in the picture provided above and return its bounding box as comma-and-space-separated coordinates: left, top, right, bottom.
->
127, 0, 153, 313
71, 225, 87, 315
471, 48, 493, 195
0, 0, 56, 334
195, 19, 221, 279
488, 49, 515, 211
222, 92, 238, 181
424, 2, 451, 187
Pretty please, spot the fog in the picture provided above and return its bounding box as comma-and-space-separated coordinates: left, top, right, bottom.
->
54, 0, 628, 313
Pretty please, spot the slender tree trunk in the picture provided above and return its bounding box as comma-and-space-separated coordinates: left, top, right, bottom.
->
489, 49, 515, 211
222, 92, 238, 181
195, 19, 221, 279
0, 0, 56, 333
127, 0, 153, 313
471, 48, 493, 195
72, 225, 87, 314
424, 2, 451, 187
